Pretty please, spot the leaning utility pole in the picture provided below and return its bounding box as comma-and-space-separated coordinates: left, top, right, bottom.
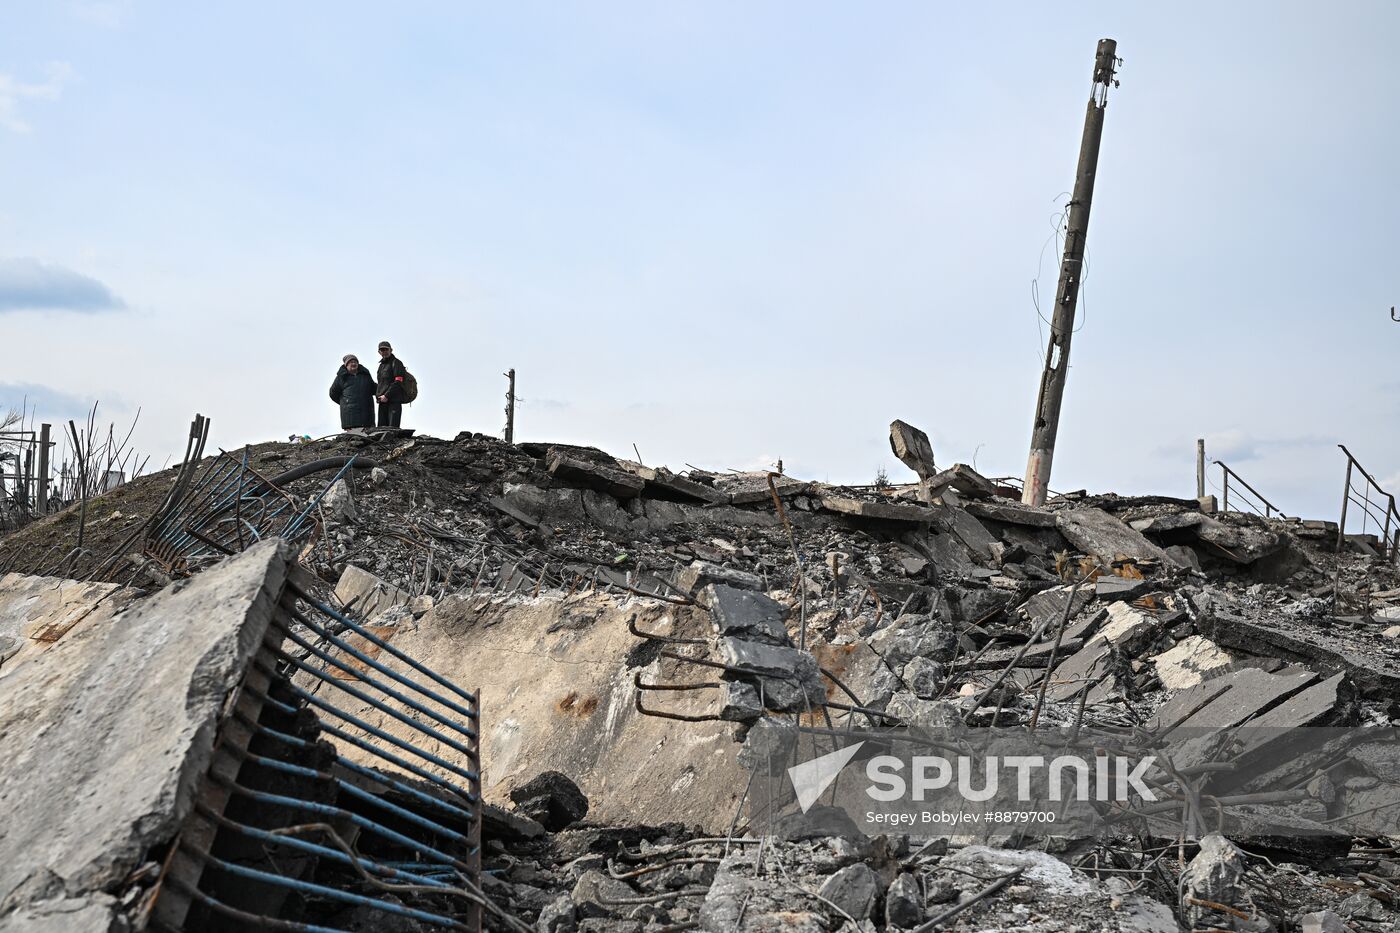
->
503, 369, 516, 444
1022, 39, 1120, 507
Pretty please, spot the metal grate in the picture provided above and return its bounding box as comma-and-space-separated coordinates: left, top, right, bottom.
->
150, 571, 482, 932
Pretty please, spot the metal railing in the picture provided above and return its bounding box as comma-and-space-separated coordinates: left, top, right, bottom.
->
1336, 445, 1400, 562
1214, 461, 1290, 520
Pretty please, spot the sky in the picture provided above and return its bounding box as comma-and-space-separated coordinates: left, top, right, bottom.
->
2, 2, 1398, 524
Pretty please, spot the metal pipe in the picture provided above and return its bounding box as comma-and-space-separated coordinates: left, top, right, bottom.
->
1338, 458, 1354, 552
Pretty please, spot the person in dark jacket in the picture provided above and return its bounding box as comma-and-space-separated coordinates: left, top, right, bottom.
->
329, 353, 376, 430
375, 340, 408, 428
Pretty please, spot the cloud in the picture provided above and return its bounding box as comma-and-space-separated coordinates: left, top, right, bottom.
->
0, 258, 126, 313
1202, 429, 1260, 463
0, 382, 124, 425
0, 62, 73, 133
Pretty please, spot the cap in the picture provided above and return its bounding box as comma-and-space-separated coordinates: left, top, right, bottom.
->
343, 354, 358, 364
378, 340, 392, 351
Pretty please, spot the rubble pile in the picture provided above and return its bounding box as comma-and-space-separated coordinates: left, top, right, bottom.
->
2, 419, 1398, 932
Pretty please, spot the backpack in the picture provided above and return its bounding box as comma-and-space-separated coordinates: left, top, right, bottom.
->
401, 369, 419, 403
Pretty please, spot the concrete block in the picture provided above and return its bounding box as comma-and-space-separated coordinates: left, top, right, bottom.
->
334, 564, 410, 620
0, 540, 289, 927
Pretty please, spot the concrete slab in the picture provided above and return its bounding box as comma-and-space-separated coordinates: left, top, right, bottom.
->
322, 593, 749, 832
1055, 508, 1171, 567
546, 449, 646, 499
1151, 635, 1235, 689
0, 540, 288, 928
819, 496, 934, 525
1092, 602, 1162, 654
1024, 584, 1092, 629
0, 573, 140, 672
616, 462, 727, 504
965, 499, 1059, 528
1204, 611, 1400, 699
1148, 666, 1316, 734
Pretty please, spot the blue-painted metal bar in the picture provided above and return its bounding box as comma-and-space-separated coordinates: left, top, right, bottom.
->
269, 673, 482, 783
194, 802, 452, 889
234, 749, 470, 845
274, 627, 478, 742
181, 843, 466, 929
239, 714, 476, 823
284, 607, 479, 723
245, 686, 480, 803
292, 587, 479, 706
214, 776, 466, 870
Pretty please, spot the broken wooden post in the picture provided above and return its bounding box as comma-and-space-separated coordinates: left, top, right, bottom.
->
1022, 39, 1120, 506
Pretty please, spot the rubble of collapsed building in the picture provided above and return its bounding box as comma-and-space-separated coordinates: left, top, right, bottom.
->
1, 416, 1399, 933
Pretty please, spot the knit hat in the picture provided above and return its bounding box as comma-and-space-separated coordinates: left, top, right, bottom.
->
343, 354, 358, 364
377, 340, 392, 351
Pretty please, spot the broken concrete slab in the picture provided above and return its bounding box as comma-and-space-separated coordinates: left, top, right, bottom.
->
0, 572, 140, 671
333, 563, 410, 620
722, 641, 828, 713
722, 474, 810, 505
1046, 642, 1114, 703
1092, 601, 1162, 654
965, 499, 1059, 528
819, 496, 935, 525
1093, 574, 1151, 601
1150, 635, 1235, 689
1024, 584, 1093, 629
1055, 508, 1172, 567
546, 449, 646, 499
0, 540, 289, 929
1149, 666, 1317, 733
937, 504, 998, 560
616, 462, 727, 504
923, 463, 998, 500
705, 584, 789, 644
1204, 610, 1400, 699
889, 420, 937, 481
675, 561, 765, 596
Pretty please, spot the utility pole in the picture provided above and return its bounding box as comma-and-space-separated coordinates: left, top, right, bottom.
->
1022, 39, 1121, 507
503, 369, 516, 445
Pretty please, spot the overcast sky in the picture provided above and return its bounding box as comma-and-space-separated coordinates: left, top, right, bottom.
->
2, 2, 1397, 522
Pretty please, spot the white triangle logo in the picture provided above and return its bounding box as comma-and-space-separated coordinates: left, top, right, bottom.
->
787, 741, 865, 813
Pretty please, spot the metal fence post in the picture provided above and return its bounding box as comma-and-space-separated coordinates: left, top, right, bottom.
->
1337, 458, 1353, 553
